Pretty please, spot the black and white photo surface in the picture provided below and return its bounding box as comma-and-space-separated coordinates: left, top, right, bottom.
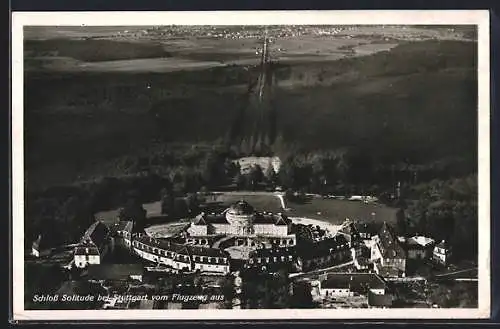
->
11, 10, 491, 321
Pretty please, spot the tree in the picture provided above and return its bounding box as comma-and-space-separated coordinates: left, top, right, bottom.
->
249, 164, 264, 189
221, 274, 235, 309
119, 193, 147, 233
173, 198, 189, 218
234, 172, 245, 190
160, 187, 174, 216
185, 193, 200, 216
264, 163, 278, 186
279, 157, 298, 189
396, 208, 407, 236
240, 270, 292, 309
290, 281, 315, 308
201, 152, 227, 188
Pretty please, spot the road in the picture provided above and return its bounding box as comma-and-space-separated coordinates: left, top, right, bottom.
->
434, 267, 477, 278
289, 261, 354, 280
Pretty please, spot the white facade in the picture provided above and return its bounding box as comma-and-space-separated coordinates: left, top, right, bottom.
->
128, 237, 230, 275
188, 222, 290, 237
433, 246, 449, 264
193, 262, 230, 273
369, 288, 385, 295
31, 247, 40, 258
320, 287, 353, 297
253, 224, 288, 236
211, 223, 234, 234
408, 248, 427, 259
74, 254, 100, 268
187, 225, 208, 236
371, 243, 383, 262
130, 274, 143, 282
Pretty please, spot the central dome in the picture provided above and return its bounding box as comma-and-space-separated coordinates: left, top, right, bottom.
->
226, 200, 255, 228
227, 200, 255, 216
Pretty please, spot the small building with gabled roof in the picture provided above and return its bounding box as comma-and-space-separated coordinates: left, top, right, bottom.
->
30, 234, 52, 258
433, 240, 452, 266
318, 272, 387, 299
371, 222, 407, 278
73, 221, 111, 268
405, 235, 436, 260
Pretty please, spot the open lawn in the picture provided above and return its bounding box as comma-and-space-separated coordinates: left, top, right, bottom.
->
95, 201, 163, 225
285, 197, 399, 224
210, 192, 284, 213
210, 192, 398, 226
145, 223, 190, 238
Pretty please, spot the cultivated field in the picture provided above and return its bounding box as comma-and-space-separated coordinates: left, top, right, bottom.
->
24, 25, 475, 73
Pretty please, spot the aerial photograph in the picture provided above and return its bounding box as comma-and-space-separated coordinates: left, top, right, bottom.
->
23, 24, 479, 311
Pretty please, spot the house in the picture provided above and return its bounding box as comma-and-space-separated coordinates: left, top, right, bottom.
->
74, 221, 111, 268
353, 244, 372, 271
74, 240, 101, 268
338, 219, 373, 270
190, 246, 231, 274
114, 221, 134, 247
371, 222, 406, 278
30, 234, 51, 258
356, 221, 380, 240
297, 234, 351, 272
318, 273, 387, 299
338, 219, 362, 248
433, 240, 452, 266
245, 247, 297, 272
405, 235, 435, 260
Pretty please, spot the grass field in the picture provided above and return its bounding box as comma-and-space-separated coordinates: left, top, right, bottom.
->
211, 192, 398, 225
210, 193, 284, 213
95, 201, 163, 225
285, 197, 399, 224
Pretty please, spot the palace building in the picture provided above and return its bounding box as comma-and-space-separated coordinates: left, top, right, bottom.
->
129, 234, 231, 274
112, 200, 360, 275
186, 200, 297, 248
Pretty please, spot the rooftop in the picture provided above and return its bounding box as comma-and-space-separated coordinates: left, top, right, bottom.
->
378, 264, 400, 277
407, 235, 435, 248
81, 221, 110, 249
249, 246, 296, 258
74, 239, 100, 255
296, 234, 349, 256
377, 222, 405, 259
320, 273, 386, 292
115, 221, 133, 233
187, 245, 229, 258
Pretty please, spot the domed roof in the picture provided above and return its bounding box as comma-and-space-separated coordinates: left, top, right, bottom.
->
227, 200, 255, 216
